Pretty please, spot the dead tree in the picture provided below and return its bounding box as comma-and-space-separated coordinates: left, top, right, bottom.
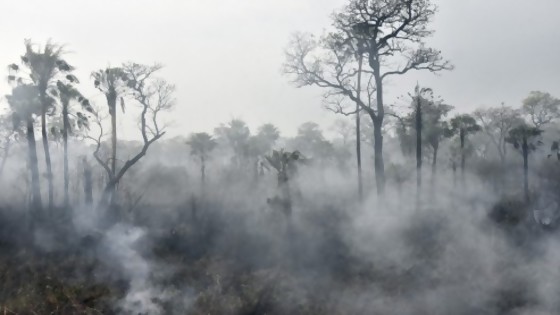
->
87, 63, 174, 209
284, 0, 452, 196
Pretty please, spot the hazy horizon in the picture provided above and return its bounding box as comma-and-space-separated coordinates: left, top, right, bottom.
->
1, 0, 559, 139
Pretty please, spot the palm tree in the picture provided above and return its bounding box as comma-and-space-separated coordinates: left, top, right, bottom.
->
56, 81, 92, 208
265, 149, 306, 217
449, 114, 481, 179
506, 124, 543, 202
186, 132, 217, 184
6, 85, 42, 212
256, 124, 280, 148
214, 119, 251, 168
251, 124, 280, 177
91, 68, 129, 180
11, 39, 76, 212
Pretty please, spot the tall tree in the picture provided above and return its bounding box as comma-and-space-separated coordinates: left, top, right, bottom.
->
265, 150, 306, 217
91, 67, 129, 180
394, 86, 453, 180
187, 132, 217, 185
522, 91, 560, 129
256, 123, 280, 151
11, 39, 76, 212
6, 85, 42, 212
409, 85, 435, 189
214, 119, 251, 168
293, 122, 334, 163
251, 124, 281, 177
0, 114, 17, 179
449, 114, 481, 179
284, 0, 452, 196
88, 63, 174, 207
423, 99, 453, 177
506, 124, 543, 202
474, 103, 523, 164
56, 81, 92, 208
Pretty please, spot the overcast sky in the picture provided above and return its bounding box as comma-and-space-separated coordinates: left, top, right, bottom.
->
1, 0, 559, 139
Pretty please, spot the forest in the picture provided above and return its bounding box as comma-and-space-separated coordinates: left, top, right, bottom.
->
1, 0, 560, 314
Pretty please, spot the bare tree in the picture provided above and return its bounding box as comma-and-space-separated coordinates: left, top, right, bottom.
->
521, 91, 560, 129
284, 0, 452, 196
474, 103, 523, 164
91, 67, 129, 179
88, 63, 174, 207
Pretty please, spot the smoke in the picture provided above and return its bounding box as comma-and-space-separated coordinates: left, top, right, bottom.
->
2, 129, 560, 314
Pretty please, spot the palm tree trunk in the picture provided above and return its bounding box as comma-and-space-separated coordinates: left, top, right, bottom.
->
27, 118, 42, 213
110, 99, 117, 177
416, 96, 422, 190
0, 137, 12, 178
83, 158, 93, 206
460, 129, 466, 181
432, 145, 438, 177
63, 100, 69, 209
431, 144, 438, 193
522, 137, 529, 203
452, 161, 457, 187
41, 94, 54, 213
201, 156, 206, 185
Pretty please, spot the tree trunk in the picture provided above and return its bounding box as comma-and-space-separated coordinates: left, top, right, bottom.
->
416, 96, 422, 190
27, 118, 42, 213
278, 170, 292, 217
0, 137, 12, 178
369, 44, 385, 197
63, 100, 70, 209
452, 161, 457, 187
99, 180, 116, 210
522, 136, 529, 203
83, 158, 93, 206
41, 92, 54, 214
373, 120, 385, 196
201, 156, 206, 185
356, 53, 364, 201
110, 97, 117, 177
460, 129, 466, 180
432, 145, 438, 177
431, 144, 438, 193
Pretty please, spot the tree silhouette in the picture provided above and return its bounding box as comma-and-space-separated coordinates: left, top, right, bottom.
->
284, 0, 452, 196
187, 132, 217, 185
89, 63, 173, 207
265, 149, 306, 217
449, 114, 481, 179
214, 119, 251, 169
91, 67, 129, 180
506, 124, 543, 202
6, 84, 42, 213
9, 39, 76, 212
474, 104, 523, 164
522, 91, 560, 128
55, 81, 92, 208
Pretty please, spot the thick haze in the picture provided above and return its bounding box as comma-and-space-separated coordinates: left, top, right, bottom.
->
1, 0, 559, 138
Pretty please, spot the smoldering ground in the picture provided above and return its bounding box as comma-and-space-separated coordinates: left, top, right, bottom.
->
1, 140, 560, 315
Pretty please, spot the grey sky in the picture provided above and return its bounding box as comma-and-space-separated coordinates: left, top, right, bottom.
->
1, 0, 559, 139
